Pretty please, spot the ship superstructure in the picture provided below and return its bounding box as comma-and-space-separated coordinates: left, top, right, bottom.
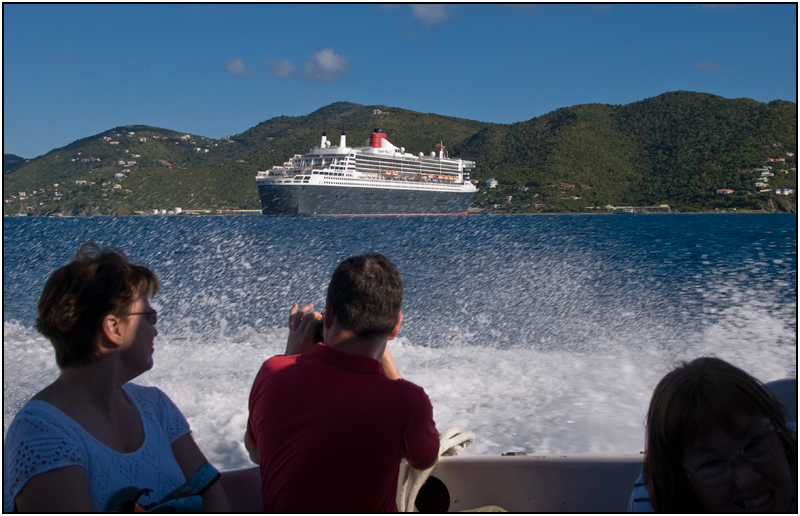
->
255, 129, 478, 216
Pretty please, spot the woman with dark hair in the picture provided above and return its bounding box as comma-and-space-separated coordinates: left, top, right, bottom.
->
638, 357, 796, 512
3, 243, 229, 512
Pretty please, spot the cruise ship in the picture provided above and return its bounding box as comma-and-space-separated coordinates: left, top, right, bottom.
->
255, 129, 478, 216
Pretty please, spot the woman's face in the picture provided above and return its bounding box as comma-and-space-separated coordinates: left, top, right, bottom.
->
682, 412, 795, 512
118, 294, 158, 375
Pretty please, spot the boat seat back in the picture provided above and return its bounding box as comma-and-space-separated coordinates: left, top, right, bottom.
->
766, 378, 797, 423
424, 454, 643, 512
221, 455, 644, 512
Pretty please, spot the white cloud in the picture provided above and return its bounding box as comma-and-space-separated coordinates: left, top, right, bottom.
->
502, 5, 542, 16
410, 4, 451, 26
694, 60, 723, 71
224, 57, 254, 78
266, 58, 296, 79
304, 48, 349, 83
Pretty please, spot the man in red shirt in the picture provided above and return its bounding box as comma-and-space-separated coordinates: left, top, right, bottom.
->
245, 253, 440, 512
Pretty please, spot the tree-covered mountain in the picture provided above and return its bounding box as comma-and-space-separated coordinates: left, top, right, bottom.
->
457, 91, 796, 212
4, 154, 28, 175
3, 92, 796, 216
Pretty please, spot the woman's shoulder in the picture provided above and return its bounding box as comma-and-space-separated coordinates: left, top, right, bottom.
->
4, 401, 90, 507
122, 383, 190, 441
6, 399, 76, 436
122, 383, 178, 411
122, 382, 166, 399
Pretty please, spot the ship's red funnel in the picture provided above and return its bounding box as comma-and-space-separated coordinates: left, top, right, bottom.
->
369, 129, 387, 148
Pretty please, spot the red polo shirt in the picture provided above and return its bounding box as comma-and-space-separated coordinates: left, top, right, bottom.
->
246, 344, 439, 512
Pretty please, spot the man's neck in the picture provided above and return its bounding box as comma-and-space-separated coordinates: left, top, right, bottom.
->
324, 327, 387, 362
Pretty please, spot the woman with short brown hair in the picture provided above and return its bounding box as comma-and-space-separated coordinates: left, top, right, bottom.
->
4, 243, 229, 512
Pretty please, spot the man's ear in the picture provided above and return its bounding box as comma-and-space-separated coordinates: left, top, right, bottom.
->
387, 312, 403, 341
324, 298, 335, 329
99, 314, 125, 351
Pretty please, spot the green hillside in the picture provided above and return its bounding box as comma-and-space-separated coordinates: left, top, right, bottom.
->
459, 91, 796, 213
3, 154, 28, 175
4, 92, 796, 216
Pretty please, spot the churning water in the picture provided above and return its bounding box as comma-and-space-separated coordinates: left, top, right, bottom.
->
3, 214, 796, 471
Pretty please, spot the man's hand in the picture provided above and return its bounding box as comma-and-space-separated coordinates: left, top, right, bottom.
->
285, 302, 323, 355
380, 345, 403, 380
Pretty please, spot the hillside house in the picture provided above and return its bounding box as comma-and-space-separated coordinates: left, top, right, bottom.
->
486, 178, 498, 188
75, 180, 87, 185
110, 141, 119, 145
139, 138, 147, 143
716, 189, 735, 195
114, 173, 124, 179
755, 182, 768, 187
112, 184, 122, 190
117, 160, 126, 165
787, 152, 794, 157
127, 161, 137, 166
102, 136, 112, 142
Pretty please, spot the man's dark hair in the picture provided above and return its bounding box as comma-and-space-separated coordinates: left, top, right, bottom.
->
327, 253, 403, 339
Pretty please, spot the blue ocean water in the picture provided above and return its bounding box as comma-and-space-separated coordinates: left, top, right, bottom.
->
3, 214, 796, 470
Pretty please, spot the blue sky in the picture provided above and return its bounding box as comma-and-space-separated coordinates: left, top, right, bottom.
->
4, 3, 797, 159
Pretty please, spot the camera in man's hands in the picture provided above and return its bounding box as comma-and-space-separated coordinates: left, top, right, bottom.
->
313, 321, 324, 344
